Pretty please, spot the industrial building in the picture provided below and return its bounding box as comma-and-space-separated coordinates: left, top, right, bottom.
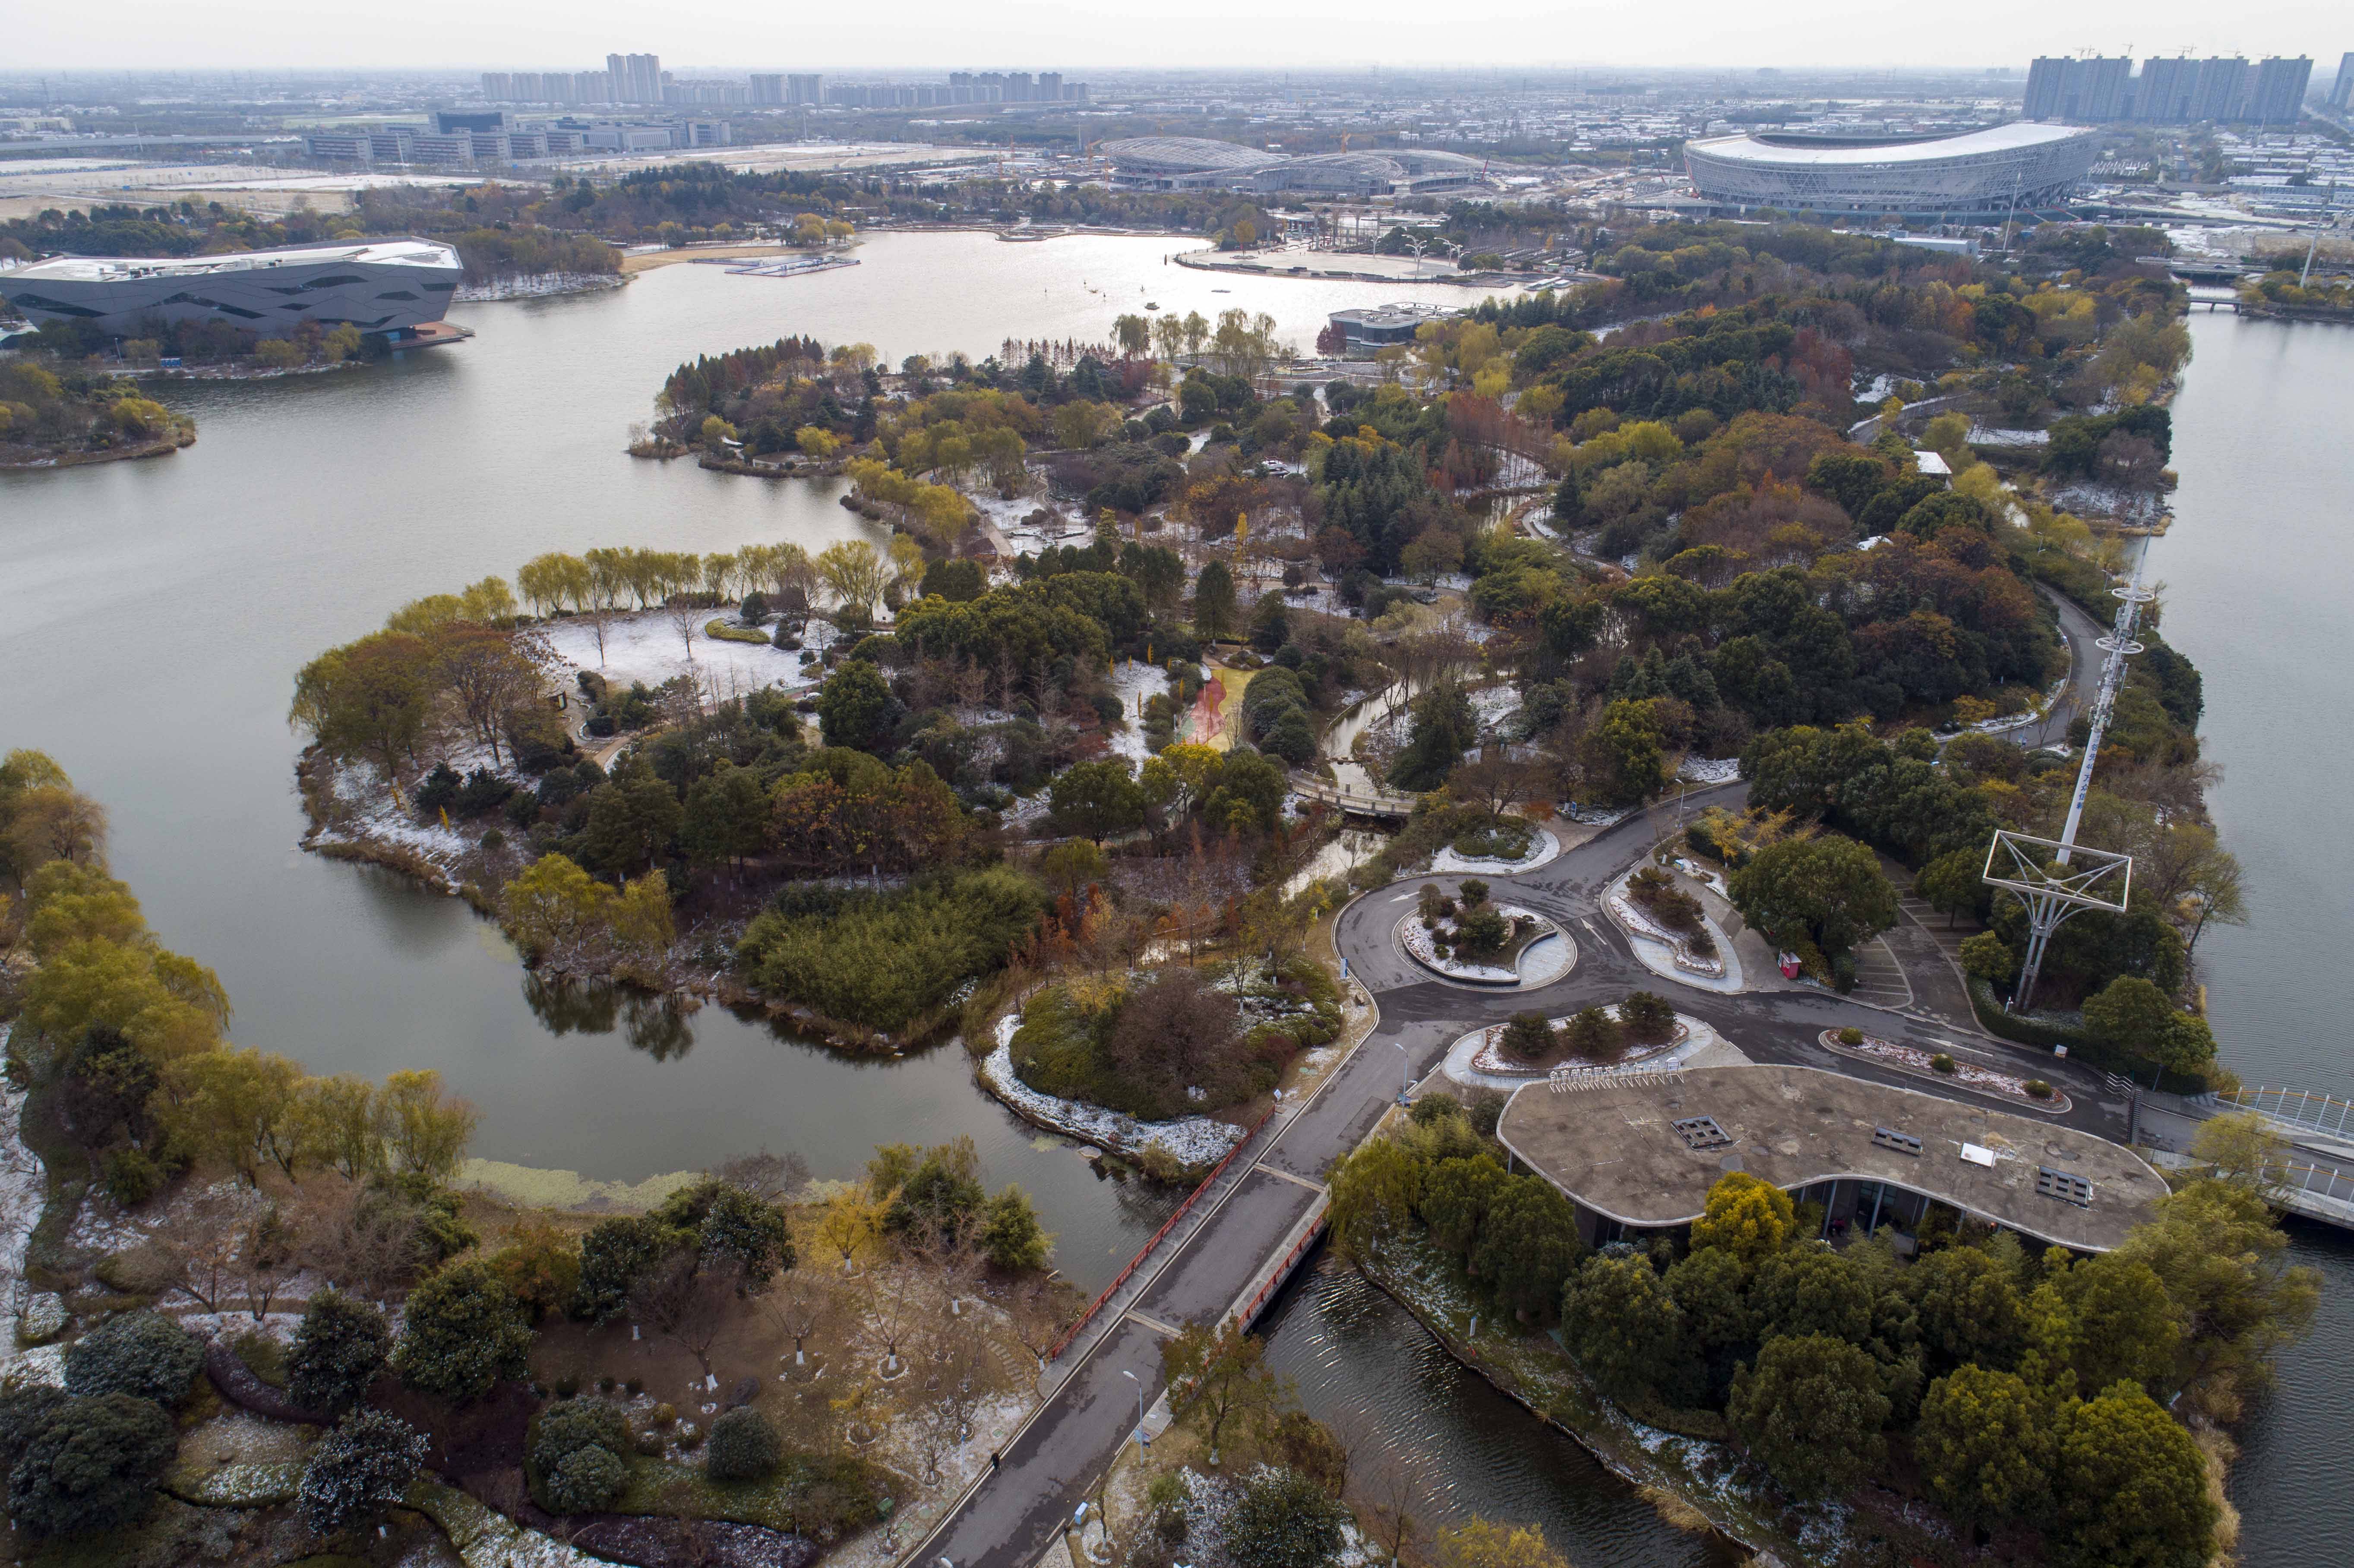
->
1100, 136, 1486, 196
1681, 123, 2099, 218
0, 240, 463, 338
1497, 1065, 2169, 1255
2024, 54, 2314, 125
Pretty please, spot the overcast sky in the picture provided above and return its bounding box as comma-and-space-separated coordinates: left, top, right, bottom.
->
14, 0, 2343, 73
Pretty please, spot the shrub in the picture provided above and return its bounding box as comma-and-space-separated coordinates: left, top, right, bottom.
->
650, 1403, 677, 1428
2025, 1079, 2054, 1099
533, 1397, 630, 1478
1453, 907, 1511, 957
1458, 878, 1490, 908
490, 1218, 584, 1324
1836, 1026, 1864, 1046
232, 1330, 288, 1390
63, 1309, 202, 1405
0, 1383, 67, 1470
297, 1409, 428, 1536
1224, 1466, 1350, 1568
6, 1392, 177, 1537
1931, 1053, 1957, 1075
635, 1429, 667, 1456
546, 1443, 628, 1513
290, 1290, 392, 1417
100, 1146, 168, 1206
573, 1214, 683, 1322
392, 1260, 534, 1403
706, 1406, 782, 1482
1562, 1006, 1623, 1061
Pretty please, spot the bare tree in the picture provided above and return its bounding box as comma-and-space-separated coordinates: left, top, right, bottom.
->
1008, 1278, 1076, 1375
757, 1268, 845, 1372
234, 1202, 306, 1324
662, 593, 700, 663
1354, 1442, 1422, 1565
159, 1187, 248, 1314
716, 1148, 811, 1204
300, 1184, 427, 1304
865, 1265, 924, 1379
629, 1249, 742, 1386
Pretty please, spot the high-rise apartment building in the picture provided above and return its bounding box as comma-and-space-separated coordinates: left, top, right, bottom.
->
787, 73, 823, 104
606, 53, 662, 104
2247, 57, 2313, 126
2332, 53, 2354, 111
750, 74, 784, 105
2188, 57, 2249, 123
2023, 56, 2131, 122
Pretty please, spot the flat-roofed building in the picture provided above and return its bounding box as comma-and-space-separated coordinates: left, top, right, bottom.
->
1496, 1064, 2167, 1254
2, 239, 464, 338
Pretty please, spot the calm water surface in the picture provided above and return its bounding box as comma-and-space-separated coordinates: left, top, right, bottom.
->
2148, 313, 2354, 1568
0, 233, 1475, 1284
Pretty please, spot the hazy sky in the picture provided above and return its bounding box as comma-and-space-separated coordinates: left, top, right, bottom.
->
14, 0, 2342, 73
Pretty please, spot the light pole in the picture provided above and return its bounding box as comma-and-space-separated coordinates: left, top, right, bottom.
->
1394, 1041, 1412, 1104
1121, 1368, 1148, 1447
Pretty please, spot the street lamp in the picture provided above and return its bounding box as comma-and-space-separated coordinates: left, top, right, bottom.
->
1121, 1368, 1148, 1447
1394, 1041, 1412, 1104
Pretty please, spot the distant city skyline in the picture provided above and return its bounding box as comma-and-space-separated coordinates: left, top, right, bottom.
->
7, 0, 2345, 73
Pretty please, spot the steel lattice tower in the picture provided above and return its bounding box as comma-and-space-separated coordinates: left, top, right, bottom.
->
1982, 544, 2153, 1013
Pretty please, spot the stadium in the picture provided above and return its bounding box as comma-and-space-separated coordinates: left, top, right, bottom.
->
1100, 137, 1487, 197
0, 238, 464, 337
1681, 123, 2100, 219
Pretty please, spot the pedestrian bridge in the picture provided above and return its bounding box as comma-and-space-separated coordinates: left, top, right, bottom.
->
1289, 773, 1419, 821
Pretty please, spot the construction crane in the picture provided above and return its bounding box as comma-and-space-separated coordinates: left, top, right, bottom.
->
1981, 542, 2154, 1012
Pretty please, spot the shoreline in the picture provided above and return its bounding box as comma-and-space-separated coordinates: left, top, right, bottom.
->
0, 425, 194, 471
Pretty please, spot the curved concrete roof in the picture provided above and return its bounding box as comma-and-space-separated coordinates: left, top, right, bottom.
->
1099, 136, 1285, 174
1686, 122, 2094, 168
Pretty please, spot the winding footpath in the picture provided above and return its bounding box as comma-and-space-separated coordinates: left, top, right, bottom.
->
906, 785, 2140, 1568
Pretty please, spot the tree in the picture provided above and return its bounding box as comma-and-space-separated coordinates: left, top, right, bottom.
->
653, 1177, 795, 1285
2054, 1382, 2216, 1568
1467, 1179, 1586, 1322
289, 631, 436, 783
1751, 1245, 1874, 1346
5, 1393, 177, 1538
377, 1069, 477, 1183
817, 539, 891, 620
1915, 1366, 2054, 1530
981, 1186, 1052, 1270
289, 1290, 392, 1417
580, 775, 683, 878
1497, 1011, 1555, 1063
1225, 1467, 1349, 1568
1561, 1253, 1684, 1399
1909, 1245, 2025, 1370
1727, 1333, 1891, 1499
2114, 1178, 2319, 1392
818, 659, 897, 754
1959, 931, 2015, 984
298, 1409, 428, 1536
1193, 559, 1237, 642
2024, 1249, 2180, 1401
432, 625, 542, 767
1663, 1244, 1752, 1350
574, 1213, 682, 1321
1419, 1157, 1509, 1258
683, 762, 770, 873
2188, 1109, 2287, 1194
393, 1259, 533, 1403
151, 1046, 304, 1184
1049, 757, 1146, 842
2081, 975, 2190, 1066
1689, 1171, 1793, 1264
64, 1309, 202, 1405
706, 1406, 782, 1482
1729, 834, 1898, 959
1434, 1518, 1576, 1568
629, 1247, 742, 1382
1162, 1319, 1284, 1461
1914, 848, 1987, 927
490, 1218, 584, 1324
1327, 1138, 1423, 1251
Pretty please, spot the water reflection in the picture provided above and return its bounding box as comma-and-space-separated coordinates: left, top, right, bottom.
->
1261, 1256, 1740, 1568
520, 975, 698, 1060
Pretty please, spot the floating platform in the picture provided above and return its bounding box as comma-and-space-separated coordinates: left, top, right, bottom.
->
691, 254, 862, 279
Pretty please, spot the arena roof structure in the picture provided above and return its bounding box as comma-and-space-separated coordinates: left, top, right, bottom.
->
2, 238, 463, 336
1682, 122, 2099, 219
1101, 136, 1489, 196
1497, 1063, 2166, 1253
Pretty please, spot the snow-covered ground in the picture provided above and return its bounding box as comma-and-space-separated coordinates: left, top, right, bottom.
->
0, 1072, 60, 1384
1441, 1009, 1739, 1091
1431, 824, 1562, 876
980, 1016, 1246, 1168
1103, 659, 1177, 763
540, 609, 814, 698
1397, 904, 1558, 985
1607, 869, 1741, 992
307, 757, 474, 886
1677, 757, 1740, 785
452, 272, 626, 302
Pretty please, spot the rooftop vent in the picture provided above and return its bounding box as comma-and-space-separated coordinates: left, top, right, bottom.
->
1673, 1116, 1733, 1151
1871, 1126, 1923, 1157
2036, 1166, 2094, 1207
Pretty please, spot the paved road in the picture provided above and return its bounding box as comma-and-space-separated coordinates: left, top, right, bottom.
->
908, 789, 2136, 1568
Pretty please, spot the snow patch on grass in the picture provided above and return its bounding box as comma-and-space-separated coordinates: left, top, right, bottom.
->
980, 1015, 1245, 1168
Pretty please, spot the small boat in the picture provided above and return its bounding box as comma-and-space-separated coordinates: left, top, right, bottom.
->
1145, 302, 1158, 309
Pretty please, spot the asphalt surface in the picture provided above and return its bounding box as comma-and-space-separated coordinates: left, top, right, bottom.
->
911, 788, 2137, 1568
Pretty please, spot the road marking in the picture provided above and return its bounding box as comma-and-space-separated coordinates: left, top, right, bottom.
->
1258, 1167, 1328, 1194
1124, 1311, 1183, 1338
